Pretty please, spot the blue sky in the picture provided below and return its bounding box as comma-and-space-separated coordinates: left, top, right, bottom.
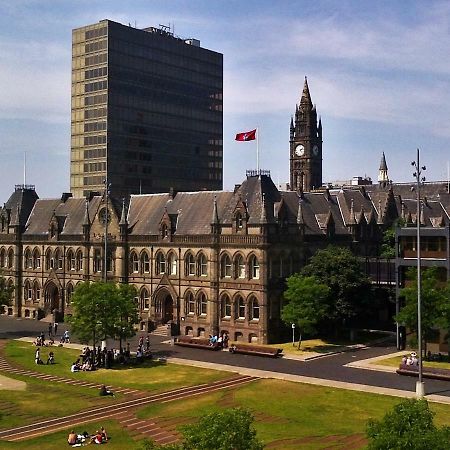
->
1, 0, 450, 202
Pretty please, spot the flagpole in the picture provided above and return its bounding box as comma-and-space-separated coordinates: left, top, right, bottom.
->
256, 127, 259, 173
24, 152, 27, 186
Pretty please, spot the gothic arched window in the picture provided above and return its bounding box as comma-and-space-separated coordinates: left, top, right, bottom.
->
141, 252, 150, 273
186, 253, 195, 276
168, 252, 177, 275
130, 252, 139, 273
198, 253, 208, 276
235, 254, 245, 279
249, 296, 260, 320
220, 254, 232, 278
249, 255, 260, 279
156, 252, 166, 275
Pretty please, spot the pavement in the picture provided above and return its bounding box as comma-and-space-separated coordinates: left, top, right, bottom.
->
0, 373, 25, 391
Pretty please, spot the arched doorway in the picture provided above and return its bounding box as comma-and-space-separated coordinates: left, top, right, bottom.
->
154, 288, 174, 324
44, 282, 60, 317
162, 295, 174, 324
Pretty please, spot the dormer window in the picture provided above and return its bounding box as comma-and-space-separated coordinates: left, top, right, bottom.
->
50, 224, 56, 238
236, 212, 243, 229
161, 224, 169, 238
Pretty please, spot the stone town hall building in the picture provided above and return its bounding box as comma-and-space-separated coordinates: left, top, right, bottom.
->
1, 80, 449, 344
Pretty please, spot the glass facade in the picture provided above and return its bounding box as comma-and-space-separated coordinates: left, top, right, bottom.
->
71, 20, 223, 198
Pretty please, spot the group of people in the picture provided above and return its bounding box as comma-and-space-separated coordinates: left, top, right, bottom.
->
34, 347, 54, 365
33, 328, 69, 347
33, 333, 54, 347
402, 352, 419, 366
70, 339, 150, 373
48, 321, 59, 337
67, 426, 108, 446
70, 358, 93, 372
135, 336, 152, 362
208, 332, 229, 348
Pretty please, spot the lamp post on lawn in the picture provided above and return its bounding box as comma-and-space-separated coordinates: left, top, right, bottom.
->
291, 323, 295, 347
412, 148, 426, 398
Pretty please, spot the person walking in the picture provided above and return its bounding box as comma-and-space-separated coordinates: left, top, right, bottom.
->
53, 322, 58, 336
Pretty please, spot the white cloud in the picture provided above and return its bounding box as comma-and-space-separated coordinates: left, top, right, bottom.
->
0, 39, 70, 123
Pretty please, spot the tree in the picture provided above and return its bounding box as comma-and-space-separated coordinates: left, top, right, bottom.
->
435, 280, 450, 357
379, 219, 405, 259
396, 267, 445, 355
68, 281, 138, 350
113, 283, 139, 350
281, 275, 330, 348
366, 399, 450, 449
301, 245, 373, 328
182, 408, 263, 450
0, 271, 13, 308
140, 408, 263, 450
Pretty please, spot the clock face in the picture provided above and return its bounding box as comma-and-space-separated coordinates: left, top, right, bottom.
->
312, 145, 319, 156
98, 208, 111, 225
295, 144, 305, 157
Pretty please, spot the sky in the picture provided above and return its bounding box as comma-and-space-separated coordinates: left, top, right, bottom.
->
1, 0, 450, 203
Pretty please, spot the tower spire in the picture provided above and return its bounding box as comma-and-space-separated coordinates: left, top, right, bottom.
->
300, 76, 312, 108
82, 199, 90, 226
212, 195, 219, 225
378, 152, 389, 186
119, 198, 128, 225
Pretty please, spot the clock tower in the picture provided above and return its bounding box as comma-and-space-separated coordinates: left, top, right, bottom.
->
289, 77, 323, 192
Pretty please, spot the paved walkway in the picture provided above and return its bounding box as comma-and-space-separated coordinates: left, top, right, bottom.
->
0, 373, 25, 391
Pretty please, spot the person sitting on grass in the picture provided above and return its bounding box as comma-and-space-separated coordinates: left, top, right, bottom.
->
71, 361, 80, 373
47, 351, 55, 365
91, 430, 103, 445
100, 426, 108, 442
99, 384, 114, 397
67, 430, 78, 446
35, 348, 43, 364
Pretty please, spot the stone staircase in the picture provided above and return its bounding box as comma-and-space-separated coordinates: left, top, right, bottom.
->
150, 325, 169, 337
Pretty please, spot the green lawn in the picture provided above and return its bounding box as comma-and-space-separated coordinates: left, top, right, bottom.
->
0, 375, 115, 430
3, 339, 450, 449
372, 354, 450, 370
136, 378, 450, 449
4, 340, 232, 393
0, 419, 141, 449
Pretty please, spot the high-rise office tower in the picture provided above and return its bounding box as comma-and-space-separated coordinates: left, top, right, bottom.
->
71, 20, 223, 198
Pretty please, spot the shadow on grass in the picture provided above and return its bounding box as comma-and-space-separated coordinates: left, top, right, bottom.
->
99, 349, 178, 371
301, 344, 347, 354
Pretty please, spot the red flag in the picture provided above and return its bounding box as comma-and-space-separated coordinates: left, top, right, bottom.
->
235, 129, 256, 141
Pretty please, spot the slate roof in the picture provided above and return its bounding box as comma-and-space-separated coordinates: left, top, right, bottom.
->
2, 176, 450, 239
24, 196, 102, 236
3, 186, 39, 226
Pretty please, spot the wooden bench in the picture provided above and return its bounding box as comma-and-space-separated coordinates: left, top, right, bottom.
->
396, 363, 450, 381
229, 343, 283, 358
175, 336, 221, 351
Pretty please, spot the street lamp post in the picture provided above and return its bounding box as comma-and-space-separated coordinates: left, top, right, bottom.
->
412, 148, 426, 398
